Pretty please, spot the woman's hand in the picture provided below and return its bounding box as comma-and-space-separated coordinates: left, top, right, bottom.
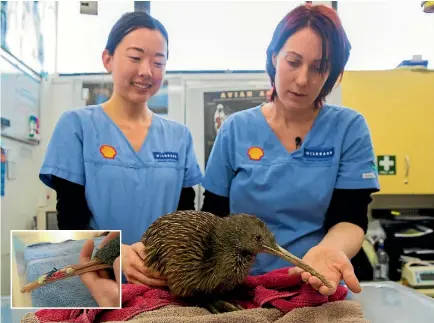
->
79, 232, 121, 307
288, 245, 361, 296
121, 242, 168, 287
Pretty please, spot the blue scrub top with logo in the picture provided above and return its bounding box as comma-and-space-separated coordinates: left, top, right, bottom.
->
40, 105, 203, 245
202, 104, 380, 275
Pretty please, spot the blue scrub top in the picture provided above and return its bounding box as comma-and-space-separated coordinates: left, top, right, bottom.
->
40, 105, 203, 245
203, 104, 380, 275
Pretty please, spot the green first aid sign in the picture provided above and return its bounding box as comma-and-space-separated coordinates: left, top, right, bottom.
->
377, 155, 396, 175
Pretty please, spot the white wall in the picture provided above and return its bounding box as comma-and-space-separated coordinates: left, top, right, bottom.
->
1, 138, 42, 295
55, 1, 434, 73
56, 1, 135, 73
0, 77, 56, 296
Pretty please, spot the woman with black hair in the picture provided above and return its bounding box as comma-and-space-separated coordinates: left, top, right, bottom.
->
39, 12, 202, 286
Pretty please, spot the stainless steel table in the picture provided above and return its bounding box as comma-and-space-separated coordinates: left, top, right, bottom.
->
349, 281, 434, 323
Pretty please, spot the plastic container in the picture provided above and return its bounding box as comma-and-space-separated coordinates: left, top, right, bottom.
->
349, 281, 434, 323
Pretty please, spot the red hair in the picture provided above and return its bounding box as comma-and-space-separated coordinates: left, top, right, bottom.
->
266, 4, 351, 108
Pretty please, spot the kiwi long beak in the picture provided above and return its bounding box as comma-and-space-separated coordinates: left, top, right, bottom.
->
261, 244, 333, 289
261, 245, 304, 266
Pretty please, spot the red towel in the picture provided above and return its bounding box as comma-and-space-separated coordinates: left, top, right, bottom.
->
34, 266, 348, 322
34, 284, 183, 323
232, 267, 347, 312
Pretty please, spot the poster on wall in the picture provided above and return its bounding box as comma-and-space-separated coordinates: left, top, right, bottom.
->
203, 88, 270, 166
1, 1, 44, 72
0, 54, 41, 143
82, 81, 169, 116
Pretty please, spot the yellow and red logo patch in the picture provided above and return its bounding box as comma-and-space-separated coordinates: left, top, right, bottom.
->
248, 147, 264, 161
100, 145, 117, 159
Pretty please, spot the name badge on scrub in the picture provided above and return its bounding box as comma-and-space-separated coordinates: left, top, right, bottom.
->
153, 152, 179, 162
303, 147, 334, 159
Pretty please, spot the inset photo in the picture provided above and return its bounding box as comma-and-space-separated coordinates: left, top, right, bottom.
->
11, 230, 121, 309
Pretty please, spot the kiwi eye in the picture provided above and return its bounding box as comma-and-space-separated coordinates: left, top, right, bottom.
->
255, 235, 262, 241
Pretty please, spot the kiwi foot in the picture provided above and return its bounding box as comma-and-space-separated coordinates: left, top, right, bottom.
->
205, 299, 244, 314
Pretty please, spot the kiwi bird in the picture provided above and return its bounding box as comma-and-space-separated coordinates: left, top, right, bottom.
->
140, 211, 332, 312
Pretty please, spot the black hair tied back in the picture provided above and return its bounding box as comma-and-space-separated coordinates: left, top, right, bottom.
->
105, 11, 169, 57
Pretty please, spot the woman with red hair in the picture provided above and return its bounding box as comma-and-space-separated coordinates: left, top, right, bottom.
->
202, 4, 379, 296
